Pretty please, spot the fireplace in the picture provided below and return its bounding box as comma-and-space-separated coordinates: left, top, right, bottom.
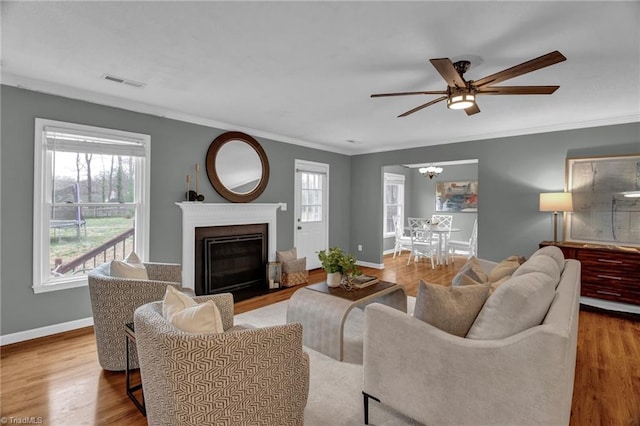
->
195, 224, 267, 296
177, 202, 284, 294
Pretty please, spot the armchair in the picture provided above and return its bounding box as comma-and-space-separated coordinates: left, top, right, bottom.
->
134, 296, 310, 425
88, 261, 191, 371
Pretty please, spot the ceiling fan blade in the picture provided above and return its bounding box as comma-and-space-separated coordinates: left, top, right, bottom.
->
465, 103, 481, 116
371, 90, 447, 98
429, 58, 467, 88
477, 86, 560, 95
398, 96, 448, 117
472, 51, 566, 88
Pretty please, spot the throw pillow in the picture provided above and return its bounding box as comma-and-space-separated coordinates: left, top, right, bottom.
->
162, 286, 224, 334
451, 257, 488, 286
487, 255, 524, 283
414, 280, 490, 337
170, 300, 224, 334
276, 247, 298, 263
162, 285, 197, 319
282, 257, 307, 273
110, 251, 149, 280
466, 271, 557, 340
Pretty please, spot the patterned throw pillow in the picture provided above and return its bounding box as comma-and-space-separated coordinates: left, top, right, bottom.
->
110, 251, 148, 280
413, 280, 490, 337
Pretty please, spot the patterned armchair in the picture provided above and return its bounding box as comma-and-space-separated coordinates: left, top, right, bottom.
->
134, 296, 310, 426
88, 261, 192, 371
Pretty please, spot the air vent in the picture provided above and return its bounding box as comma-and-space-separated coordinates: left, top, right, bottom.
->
101, 74, 146, 88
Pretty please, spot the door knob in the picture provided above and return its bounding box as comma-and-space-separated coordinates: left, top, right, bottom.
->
297, 226, 302, 230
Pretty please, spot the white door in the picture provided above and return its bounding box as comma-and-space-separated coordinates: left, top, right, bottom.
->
294, 160, 329, 270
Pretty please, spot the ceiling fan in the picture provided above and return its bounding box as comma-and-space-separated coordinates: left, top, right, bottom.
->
371, 51, 566, 117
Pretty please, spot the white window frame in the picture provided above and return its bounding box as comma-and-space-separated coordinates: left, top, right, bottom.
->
33, 118, 150, 293
383, 172, 405, 238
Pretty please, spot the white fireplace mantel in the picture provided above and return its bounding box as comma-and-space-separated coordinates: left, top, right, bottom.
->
176, 202, 285, 290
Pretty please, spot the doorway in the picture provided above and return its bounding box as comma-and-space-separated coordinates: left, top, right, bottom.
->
294, 159, 329, 270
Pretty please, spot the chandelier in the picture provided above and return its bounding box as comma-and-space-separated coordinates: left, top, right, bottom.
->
418, 166, 443, 179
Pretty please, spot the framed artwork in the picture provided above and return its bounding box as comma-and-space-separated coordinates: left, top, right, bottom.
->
566, 154, 640, 247
435, 181, 478, 212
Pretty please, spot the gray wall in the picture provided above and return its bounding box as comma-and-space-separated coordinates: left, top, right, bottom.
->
350, 124, 640, 264
0, 85, 351, 335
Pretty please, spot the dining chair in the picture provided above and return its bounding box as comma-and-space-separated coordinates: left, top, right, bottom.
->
407, 217, 437, 268
392, 215, 412, 258
431, 214, 453, 264
448, 218, 478, 263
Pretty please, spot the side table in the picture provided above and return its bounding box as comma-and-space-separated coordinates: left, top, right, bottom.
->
125, 322, 146, 416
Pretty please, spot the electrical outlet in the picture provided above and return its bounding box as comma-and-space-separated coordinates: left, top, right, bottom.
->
358, 244, 363, 251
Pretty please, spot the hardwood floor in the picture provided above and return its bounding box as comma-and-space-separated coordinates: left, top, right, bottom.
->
1, 254, 638, 425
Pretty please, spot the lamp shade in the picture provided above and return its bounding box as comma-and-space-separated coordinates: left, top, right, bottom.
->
539, 192, 573, 212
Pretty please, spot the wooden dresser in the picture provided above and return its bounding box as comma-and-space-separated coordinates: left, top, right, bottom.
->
539, 241, 640, 306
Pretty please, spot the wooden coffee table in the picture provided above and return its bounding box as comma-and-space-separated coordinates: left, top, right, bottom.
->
286, 280, 406, 361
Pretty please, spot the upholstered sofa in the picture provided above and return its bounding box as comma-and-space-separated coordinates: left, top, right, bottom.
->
134, 294, 310, 426
363, 247, 581, 425
88, 261, 191, 371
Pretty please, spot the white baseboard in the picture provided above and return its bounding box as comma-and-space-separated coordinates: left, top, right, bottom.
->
356, 260, 384, 269
0, 316, 94, 346
580, 297, 640, 315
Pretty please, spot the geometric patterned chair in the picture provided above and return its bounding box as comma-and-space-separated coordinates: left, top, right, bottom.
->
88, 261, 191, 371
134, 296, 310, 425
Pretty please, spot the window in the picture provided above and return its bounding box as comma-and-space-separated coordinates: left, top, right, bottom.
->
383, 173, 405, 237
300, 171, 324, 222
33, 119, 150, 293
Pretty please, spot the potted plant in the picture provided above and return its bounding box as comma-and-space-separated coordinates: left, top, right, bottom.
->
318, 247, 360, 287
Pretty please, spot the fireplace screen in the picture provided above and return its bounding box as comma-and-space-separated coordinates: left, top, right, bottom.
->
202, 233, 265, 294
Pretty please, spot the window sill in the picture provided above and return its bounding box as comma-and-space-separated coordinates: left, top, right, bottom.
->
33, 278, 88, 294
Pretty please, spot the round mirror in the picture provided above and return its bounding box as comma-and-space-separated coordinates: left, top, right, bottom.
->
206, 131, 269, 203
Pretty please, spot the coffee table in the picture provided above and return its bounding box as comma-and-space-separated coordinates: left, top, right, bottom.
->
286, 280, 406, 361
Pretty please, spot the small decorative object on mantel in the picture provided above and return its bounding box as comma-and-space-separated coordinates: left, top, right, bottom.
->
185, 164, 205, 202
317, 247, 360, 289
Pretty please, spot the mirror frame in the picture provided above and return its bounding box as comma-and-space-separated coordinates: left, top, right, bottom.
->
205, 131, 270, 203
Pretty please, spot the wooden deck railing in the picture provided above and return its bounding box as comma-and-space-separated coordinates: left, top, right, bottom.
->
53, 228, 135, 275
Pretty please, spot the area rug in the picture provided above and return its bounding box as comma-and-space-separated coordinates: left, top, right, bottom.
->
235, 297, 420, 426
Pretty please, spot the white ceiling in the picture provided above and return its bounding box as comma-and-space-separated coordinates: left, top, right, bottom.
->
2, 1, 639, 155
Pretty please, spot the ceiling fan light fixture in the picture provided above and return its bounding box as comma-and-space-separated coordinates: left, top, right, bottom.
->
447, 92, 476, 110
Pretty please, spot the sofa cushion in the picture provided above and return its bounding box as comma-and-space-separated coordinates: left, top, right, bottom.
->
170, 300, 224, 334
529, 245, 565, 273
276, 247, 298, 263
512, 253, 561, 285
451, 257, 488, 286
110, 251, 148, 280
466, 271, 556, 340
414, 280, 490, 337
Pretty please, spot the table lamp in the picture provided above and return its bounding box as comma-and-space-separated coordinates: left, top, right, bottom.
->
539, 192, 574, 243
